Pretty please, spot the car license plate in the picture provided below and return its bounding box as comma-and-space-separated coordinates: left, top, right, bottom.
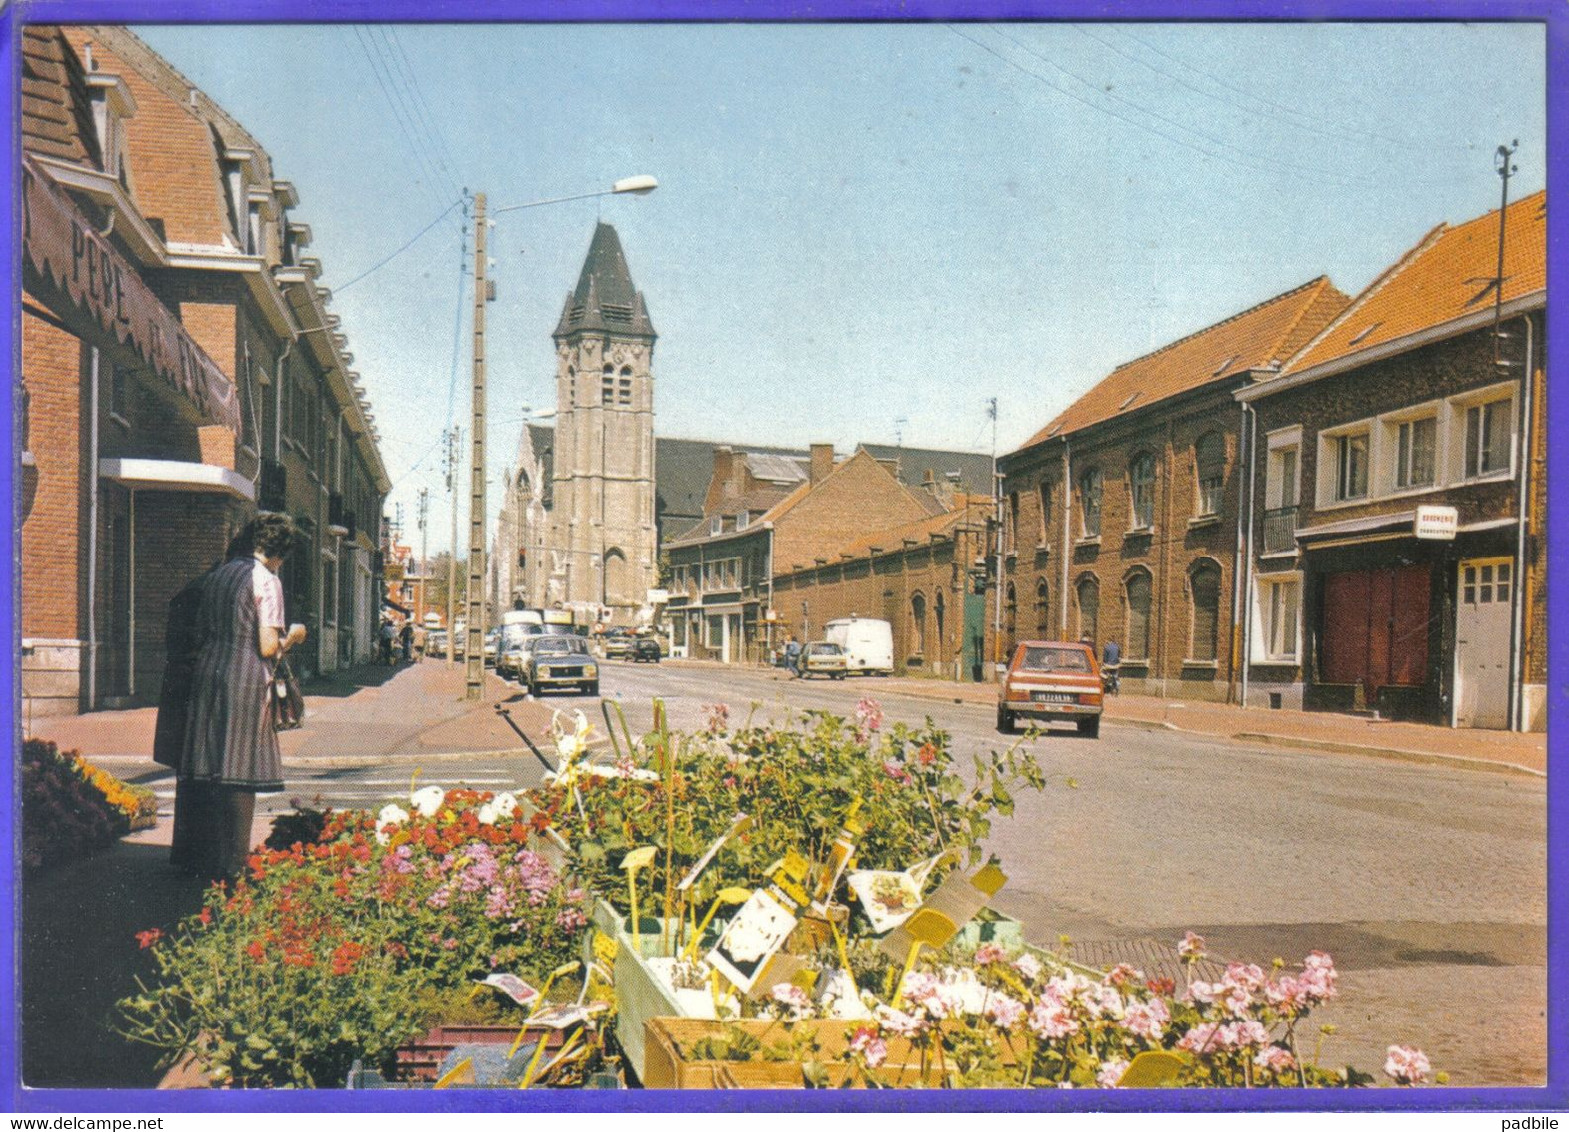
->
1032, 691, 1072, 704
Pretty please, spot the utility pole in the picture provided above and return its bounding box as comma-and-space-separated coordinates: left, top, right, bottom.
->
417, 487, 429, 624
444, 426, 461, 664
1492, 139, 1518, 363
464, 193, 490, 700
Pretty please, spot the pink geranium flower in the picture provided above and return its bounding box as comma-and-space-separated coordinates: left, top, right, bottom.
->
1177, 931, 1206, 960
1384, 1045, 1431, 1085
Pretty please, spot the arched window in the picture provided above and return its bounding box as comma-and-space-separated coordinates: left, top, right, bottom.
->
1124, 569, 1153, 660
1079, 469, 1103, 537
601, 364, 615, 405
1076, 575, 1100, 645
1005, 582, 1017, 651
618, 365, 634, 406
603, 547, 629, 604
1190, 559, 1223, 662
1129, 453, 1156, 531
910, 592, 927, 657
1007, 492, 1020, 553
1034, 579, 1050, 636
1036, 481, 1054, 548
934, 591, 946, 657
1195, 432, 1226, 517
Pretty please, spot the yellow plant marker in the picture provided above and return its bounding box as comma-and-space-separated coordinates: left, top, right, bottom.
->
682, 887, 751, 961
890, 940, 926, 1009
409, 767, 421, 796
1116, 1050, 1191, 1088
433, 1057, 473, 1089
828, 913, 853, 978
971, 863, 1008, 898
506, 1025, 532, 1061
904, 908, 958, 947
592, 930, 618, 966
538, 960, 581, 1002
517, 1039, 551, 1088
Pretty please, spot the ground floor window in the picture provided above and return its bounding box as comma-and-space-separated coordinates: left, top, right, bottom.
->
1189, 561, 1222, 662
705, 615, 723, 650
1124, 570, 1152, 660
1257, 575, 1300, 662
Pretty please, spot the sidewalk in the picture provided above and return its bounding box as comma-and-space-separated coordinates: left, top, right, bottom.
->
670, 659, 1547, 777
19, 661, 563, 1089
28, 658, 561, 773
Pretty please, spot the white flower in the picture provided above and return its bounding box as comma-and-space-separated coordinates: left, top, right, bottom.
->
491, 792, 519, 818
476, 802, 498, 825
410, 786, 446, 818
374, 803, 409, 845
553, 709, 594, 765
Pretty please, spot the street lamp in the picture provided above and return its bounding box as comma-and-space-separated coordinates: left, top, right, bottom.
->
463, 178, 658, 701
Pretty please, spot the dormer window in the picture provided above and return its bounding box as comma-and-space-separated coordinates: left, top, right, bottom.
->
709, 515, 723, 536
220, 146, 259, 254
83, 67, 136, 186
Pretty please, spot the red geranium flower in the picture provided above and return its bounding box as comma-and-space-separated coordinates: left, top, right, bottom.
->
135, 928, 162, 949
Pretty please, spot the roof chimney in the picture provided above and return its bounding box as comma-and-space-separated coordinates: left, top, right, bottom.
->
706, 446, 735, 513
809, 443, 835, 486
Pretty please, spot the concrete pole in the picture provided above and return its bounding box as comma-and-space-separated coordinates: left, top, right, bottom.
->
465, 193, 489, 700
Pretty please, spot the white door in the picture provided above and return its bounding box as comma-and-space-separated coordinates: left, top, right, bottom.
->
1454, 558, 1513, 728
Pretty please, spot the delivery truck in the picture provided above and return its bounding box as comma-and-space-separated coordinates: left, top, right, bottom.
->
824, 616, 894, 676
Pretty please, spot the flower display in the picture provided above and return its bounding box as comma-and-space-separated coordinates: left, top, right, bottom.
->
118, 789, 587, 1088
21, 739, 157, 870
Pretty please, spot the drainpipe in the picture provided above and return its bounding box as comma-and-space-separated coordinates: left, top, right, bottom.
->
1238, 401, 1258, 709
1229, 399, 1247, 704
1507, 314, 1535, 731
127, 489, 136, 696
274, 336, 293, 464
87, 348, 101, 709
1060, 438, 1071, 633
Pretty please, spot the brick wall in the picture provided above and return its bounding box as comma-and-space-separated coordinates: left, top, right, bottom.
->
771, 450, 931, 576
20, 308, 89, 714
774, 532, 980, 678
1002, 383, 1243, 700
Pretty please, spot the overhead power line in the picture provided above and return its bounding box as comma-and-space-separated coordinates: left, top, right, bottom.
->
335, 198, 462, 293
979, 25, 1377, 190
351, 25, 449, 210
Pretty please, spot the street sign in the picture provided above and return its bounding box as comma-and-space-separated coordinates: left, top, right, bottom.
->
1414, 505, 1459, 540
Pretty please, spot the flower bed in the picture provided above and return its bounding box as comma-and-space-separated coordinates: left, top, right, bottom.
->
22, 738, 158, 871
118, 791, 594, 1087
117, 702, 1439, 1090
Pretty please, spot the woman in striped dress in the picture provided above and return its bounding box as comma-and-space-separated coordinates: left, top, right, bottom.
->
172, 512, 306, 878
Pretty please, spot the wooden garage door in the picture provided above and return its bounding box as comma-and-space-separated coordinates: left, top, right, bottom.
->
1321, 565, 1429, 695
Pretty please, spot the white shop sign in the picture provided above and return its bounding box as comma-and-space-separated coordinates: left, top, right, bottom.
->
1414, 505, 1459, 540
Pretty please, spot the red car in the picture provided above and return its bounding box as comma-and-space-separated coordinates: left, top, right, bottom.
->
996, 640, 1103, 737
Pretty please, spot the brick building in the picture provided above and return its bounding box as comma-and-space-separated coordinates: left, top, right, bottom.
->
998, 278, 1349, 700
1236, 191, 1546, 731
664, 445, 973, 664
20, 26, 387, 717
771, 489, 993, 679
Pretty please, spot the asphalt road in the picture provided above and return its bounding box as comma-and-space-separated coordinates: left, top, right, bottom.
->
156, 658, 1546, 1087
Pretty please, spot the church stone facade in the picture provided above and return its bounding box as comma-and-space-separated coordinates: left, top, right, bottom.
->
498, 223, 658, 627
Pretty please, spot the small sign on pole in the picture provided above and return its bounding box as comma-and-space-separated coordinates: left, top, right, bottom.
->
1414, 505, 1459, 541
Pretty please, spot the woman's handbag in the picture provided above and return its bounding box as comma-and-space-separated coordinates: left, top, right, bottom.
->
269, 654, 305, 731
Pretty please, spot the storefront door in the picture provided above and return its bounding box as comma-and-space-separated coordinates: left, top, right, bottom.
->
1321, 564, 1429, 698
1454, 558, 1512, 729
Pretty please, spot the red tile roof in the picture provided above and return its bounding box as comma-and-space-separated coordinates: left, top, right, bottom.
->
833, 494, 991, 559
1017, 277, 1350, 452
1284, 190, 1546, 375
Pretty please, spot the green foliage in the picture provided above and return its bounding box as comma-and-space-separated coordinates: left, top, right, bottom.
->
539, 708, 1047, 923
116, 795, 589, 1087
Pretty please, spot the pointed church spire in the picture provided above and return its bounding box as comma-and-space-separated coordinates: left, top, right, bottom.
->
553, 222, 656, 340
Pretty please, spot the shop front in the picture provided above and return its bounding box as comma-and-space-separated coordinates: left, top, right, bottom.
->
1297, 511, 1519, 727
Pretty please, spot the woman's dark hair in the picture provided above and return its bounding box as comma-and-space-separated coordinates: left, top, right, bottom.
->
244, 512, 300, 560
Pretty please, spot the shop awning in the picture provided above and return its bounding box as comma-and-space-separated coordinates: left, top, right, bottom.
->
98, 457, 255, 502
22, 155, 240, 433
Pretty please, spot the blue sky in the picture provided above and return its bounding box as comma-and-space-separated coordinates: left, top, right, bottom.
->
133, 21, 1547, 556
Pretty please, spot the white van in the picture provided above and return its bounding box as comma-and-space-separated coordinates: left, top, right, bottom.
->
824, 617, 894, 676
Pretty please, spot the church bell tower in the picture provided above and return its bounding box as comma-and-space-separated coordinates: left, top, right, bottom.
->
544, 223, 657, 625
